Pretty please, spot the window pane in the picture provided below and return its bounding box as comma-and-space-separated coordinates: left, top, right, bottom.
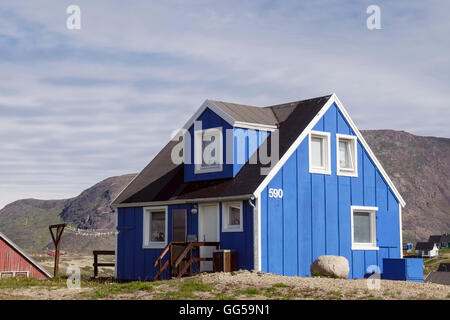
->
201, 133, 220, 167
228, 206, 241, 226
339, 140, 353, 169
311, 137, 323, 168
150, 211, 165, 242
354, 212, 371, 243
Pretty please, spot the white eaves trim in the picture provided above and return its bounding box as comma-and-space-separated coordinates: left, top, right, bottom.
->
254, 93, 406, 208
183, 100, 277, 132
0, 231, 52, 278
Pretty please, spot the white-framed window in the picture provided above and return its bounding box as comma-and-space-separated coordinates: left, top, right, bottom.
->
351, 206, 378, 250
143, 206, 168, 248
337, 134, 358, 177
309, 131, 331, 174
194, 127, 223, 174
222, 201, 243, 232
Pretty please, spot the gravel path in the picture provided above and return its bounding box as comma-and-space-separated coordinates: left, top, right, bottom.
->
195, 271, 450, 300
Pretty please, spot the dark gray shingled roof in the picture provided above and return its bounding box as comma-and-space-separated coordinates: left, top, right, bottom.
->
428, 235, 442, 244
415, 242, 436, 251
210, 100, 279, 126
113, 94, 332, 205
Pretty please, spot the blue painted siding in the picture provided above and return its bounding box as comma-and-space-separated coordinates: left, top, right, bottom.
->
260, 103, 401, 278
184, 107, 268, 182
219, 201, 254, 271
116, 201, 253, 280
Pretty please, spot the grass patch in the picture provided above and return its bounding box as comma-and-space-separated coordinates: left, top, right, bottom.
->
180, 281, 213, 292
234, 288, 260, 297
272, 283, 290, 288
0, 277, 67, 288
213, 292, 236, 300
157, 280, 215, 300
90, 281, 153, 299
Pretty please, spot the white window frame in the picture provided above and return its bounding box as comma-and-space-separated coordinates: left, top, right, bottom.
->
143, 206, 168, 249
337, 134, 358, 177
309, 131, 331, 175
351, 206, 379, 251
222, 201, 243, 232
0, 271, 29, 278
194, 127, 223, 174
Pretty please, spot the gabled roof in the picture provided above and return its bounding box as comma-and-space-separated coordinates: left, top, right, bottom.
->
0, 231, 52, 278
112, 94, 406, 207
428, 235, 443, 244
415, 242, 437, 251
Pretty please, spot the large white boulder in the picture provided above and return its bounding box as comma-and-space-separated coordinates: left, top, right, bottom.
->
310, 255, 349, 279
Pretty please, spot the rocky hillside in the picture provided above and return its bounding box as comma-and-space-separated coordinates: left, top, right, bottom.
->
0, 130, 448, 253
0, 174, 136, 253
361, 130, 450, 242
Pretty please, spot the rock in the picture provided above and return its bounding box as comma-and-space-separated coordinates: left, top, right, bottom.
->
310, 255, 349, 279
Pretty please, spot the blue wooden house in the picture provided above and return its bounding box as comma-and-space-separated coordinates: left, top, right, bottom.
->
112, 94, 406, 281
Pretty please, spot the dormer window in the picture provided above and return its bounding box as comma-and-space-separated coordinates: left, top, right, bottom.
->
194, 127, 223, 174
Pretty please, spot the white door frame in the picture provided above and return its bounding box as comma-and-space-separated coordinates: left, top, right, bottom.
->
198, 203, 220, 243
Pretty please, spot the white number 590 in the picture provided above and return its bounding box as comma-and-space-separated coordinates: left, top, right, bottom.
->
268, 188, 283, 199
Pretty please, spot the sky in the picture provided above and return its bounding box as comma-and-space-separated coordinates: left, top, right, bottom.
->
0, 1, 449, 209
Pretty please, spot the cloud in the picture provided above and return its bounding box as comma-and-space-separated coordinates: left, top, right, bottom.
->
0, 0, 449, 208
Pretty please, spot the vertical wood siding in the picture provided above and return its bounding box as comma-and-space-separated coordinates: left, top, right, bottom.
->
0, 238, 48, 279
260, 103, 401, 278
116, 202, 253, 280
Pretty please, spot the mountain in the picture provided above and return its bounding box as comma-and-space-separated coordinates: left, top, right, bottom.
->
361, 130, 450, 242
0, 174, 136, 253
0, 130, 448, 253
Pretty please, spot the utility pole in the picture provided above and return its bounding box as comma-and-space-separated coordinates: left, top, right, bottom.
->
49, 224, 66, 277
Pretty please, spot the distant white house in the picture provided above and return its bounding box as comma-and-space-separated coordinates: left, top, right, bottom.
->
415, 242, 439, 258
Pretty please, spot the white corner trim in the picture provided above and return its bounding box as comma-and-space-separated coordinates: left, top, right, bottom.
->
332, 95, 406, 207
336, 133, 358, 177
221, 201, 244, 232
253, 94, 406, 208
399, 203, 403, 258
252, 198, 259, 271
309, 130, 331, 175
257, 195, 262, 271
142, 206, 168, 249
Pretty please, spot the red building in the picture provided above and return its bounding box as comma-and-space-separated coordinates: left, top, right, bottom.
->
0, 231, 51, 279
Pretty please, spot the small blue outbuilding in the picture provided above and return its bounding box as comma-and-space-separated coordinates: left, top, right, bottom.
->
112, 94, 411, 281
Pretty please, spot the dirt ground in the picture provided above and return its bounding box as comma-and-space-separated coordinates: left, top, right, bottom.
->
0, 270, 448, 300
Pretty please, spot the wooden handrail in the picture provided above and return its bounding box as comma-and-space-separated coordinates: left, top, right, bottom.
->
174, 242, 193, 267
153, 242, 172, 267
153, 241, 221, 280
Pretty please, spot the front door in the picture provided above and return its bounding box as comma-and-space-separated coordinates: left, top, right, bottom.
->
198, 203, 219, 272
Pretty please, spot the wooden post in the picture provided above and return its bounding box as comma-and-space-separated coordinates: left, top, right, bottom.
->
169, 244, 172, 278
49, 224, 66, 277
93, 252, 98, 278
